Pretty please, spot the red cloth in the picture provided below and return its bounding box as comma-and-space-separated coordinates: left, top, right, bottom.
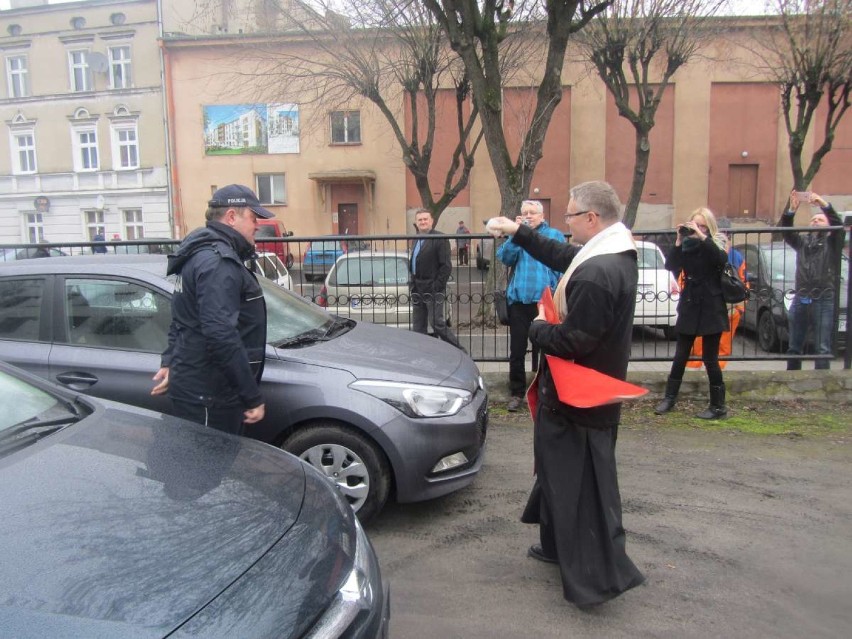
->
527, 288, 648, 415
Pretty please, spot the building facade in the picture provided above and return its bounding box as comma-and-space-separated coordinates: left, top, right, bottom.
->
0, 0, 170, 247
161, 4, 851, 239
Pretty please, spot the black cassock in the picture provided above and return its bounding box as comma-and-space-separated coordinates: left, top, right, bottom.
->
521, 405, 645, 607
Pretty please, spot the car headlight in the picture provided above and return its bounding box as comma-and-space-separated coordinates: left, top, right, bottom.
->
350, 379, 473, 417
305, 517, 376, 638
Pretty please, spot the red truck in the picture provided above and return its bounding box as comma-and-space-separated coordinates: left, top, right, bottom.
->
254, 219, 294, 268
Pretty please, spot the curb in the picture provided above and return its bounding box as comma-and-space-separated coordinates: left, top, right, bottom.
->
481, 369, 852, 404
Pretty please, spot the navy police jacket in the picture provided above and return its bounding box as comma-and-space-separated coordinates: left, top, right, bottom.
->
161, 221, 266, 410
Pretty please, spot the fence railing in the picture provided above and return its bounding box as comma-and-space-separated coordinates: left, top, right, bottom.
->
2, 225, 849, 369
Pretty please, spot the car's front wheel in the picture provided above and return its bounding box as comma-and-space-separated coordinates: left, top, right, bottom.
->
757, 309, 780, 352
283, 423, 391, 523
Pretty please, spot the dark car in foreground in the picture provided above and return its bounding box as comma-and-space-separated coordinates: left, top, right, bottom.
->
0, 254, 488, 521
0, 361, 388, 638
735, 241, 848, 352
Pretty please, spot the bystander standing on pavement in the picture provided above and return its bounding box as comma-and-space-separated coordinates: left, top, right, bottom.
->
655, 208, 730, 419
456, 220, 471, 265
779, 190, 844, 370
497, 200, 565, 412
151, 184, 272, 435
410, 209, 465, 351
686, 218, 747, 372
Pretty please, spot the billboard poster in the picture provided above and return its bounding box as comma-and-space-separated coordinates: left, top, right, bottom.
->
203, 103, 300, 155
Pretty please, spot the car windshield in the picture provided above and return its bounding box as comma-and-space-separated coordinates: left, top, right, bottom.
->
260, 278, 336, 345
0, 371, 83, 455
333, 256, 409, 286
311, 241, 342, 253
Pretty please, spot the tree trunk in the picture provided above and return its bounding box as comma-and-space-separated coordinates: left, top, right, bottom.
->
623, 130, 651, 229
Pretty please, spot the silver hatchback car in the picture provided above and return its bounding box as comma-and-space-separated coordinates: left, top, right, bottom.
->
319, 250, 454, 329
0, 255, 488, 521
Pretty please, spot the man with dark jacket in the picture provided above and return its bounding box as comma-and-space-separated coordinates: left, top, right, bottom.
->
410, 208, 464, 350
151, 184, 273, 434
486, 181, 644, 609
780, 190, 844, 370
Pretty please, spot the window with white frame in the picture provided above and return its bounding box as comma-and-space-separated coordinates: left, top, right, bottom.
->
330, 111, 361, 144
68, 49, 91, 92
256, 174, 286, 205
10, 130, 36, 174
123, 209, 143, 239
84, 210, 105, 241
111, 123, 139, 169
72, 127, 99, 171
108, 46, 131, 89
24, 213, 45, 243
6, 55, 28, 98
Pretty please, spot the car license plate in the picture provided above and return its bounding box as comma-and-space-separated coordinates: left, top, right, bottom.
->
351, 296, 396, 309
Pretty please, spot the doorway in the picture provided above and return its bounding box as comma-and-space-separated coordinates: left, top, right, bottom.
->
338, 203, 358, 235
727, 165, 758, 218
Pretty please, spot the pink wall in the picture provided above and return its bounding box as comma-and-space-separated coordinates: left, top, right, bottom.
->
707, 83, 780, 219
605, 85, 674, 205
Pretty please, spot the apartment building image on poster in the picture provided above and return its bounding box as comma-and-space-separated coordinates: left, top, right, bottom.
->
203, 104, 300, 154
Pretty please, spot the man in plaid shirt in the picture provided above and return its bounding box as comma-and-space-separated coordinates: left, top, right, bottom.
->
497, 200, 566, 411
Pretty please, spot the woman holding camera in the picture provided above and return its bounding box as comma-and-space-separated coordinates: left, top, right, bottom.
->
655, 208, 730, 419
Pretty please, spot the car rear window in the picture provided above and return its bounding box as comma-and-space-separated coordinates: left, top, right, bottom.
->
637, 246, 664, 270
255, 226, 278, 238
332, 257, 410, 286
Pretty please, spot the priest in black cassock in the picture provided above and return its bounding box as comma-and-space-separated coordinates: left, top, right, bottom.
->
487, 181, 645, 608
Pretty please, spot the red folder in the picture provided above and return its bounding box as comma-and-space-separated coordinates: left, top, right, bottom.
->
526, 288, 648, 415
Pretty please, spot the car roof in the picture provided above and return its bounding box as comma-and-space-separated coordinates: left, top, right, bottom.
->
0, 253, 169, 277
337, 250, 408, 259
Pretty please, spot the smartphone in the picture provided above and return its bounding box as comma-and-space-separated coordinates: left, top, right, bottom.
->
795, 191, 812, 202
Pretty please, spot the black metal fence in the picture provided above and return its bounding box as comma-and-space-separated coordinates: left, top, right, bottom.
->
2, 225, 850, 369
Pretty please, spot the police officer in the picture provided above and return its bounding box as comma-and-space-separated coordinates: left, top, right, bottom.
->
151, 184, 273, 435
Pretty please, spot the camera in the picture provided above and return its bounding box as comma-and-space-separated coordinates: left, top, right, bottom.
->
677, 225, 694, 237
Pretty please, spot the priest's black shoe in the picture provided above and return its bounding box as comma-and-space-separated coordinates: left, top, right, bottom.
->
527, 544, 558, 564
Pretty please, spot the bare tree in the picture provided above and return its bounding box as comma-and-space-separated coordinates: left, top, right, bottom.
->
576, 0, 726, 229
758, 0, 852, 191
423, 0, 613, 217
230, 0, 485, 223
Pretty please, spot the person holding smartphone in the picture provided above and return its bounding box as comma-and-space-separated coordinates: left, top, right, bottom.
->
779, 190, 844, 370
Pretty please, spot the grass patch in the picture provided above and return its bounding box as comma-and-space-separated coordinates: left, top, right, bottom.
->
623, 400, 851, 437
492, 399, 851, 438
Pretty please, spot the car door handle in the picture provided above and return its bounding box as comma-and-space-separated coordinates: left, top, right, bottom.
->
55, 372, 98, 387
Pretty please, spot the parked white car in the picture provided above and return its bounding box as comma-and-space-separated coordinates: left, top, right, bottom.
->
634, 240, 679, 339
252, 252, 293, 290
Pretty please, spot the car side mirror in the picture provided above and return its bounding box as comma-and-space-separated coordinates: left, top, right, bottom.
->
285, 231, 294, 237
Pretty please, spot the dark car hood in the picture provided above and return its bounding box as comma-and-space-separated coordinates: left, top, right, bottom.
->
0, 402, 348, 638
272, 320, 481, 392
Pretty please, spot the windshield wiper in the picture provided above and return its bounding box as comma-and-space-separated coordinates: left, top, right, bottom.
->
273, 328, 329, 348
0, 417, 79, 447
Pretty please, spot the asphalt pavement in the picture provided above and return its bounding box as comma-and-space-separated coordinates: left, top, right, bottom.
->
365, 413, 852, 638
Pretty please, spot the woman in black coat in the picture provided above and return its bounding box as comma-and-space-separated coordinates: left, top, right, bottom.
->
655, 208, 730, 419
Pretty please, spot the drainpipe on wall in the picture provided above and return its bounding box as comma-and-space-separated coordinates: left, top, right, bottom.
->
156, 0, 185, 238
